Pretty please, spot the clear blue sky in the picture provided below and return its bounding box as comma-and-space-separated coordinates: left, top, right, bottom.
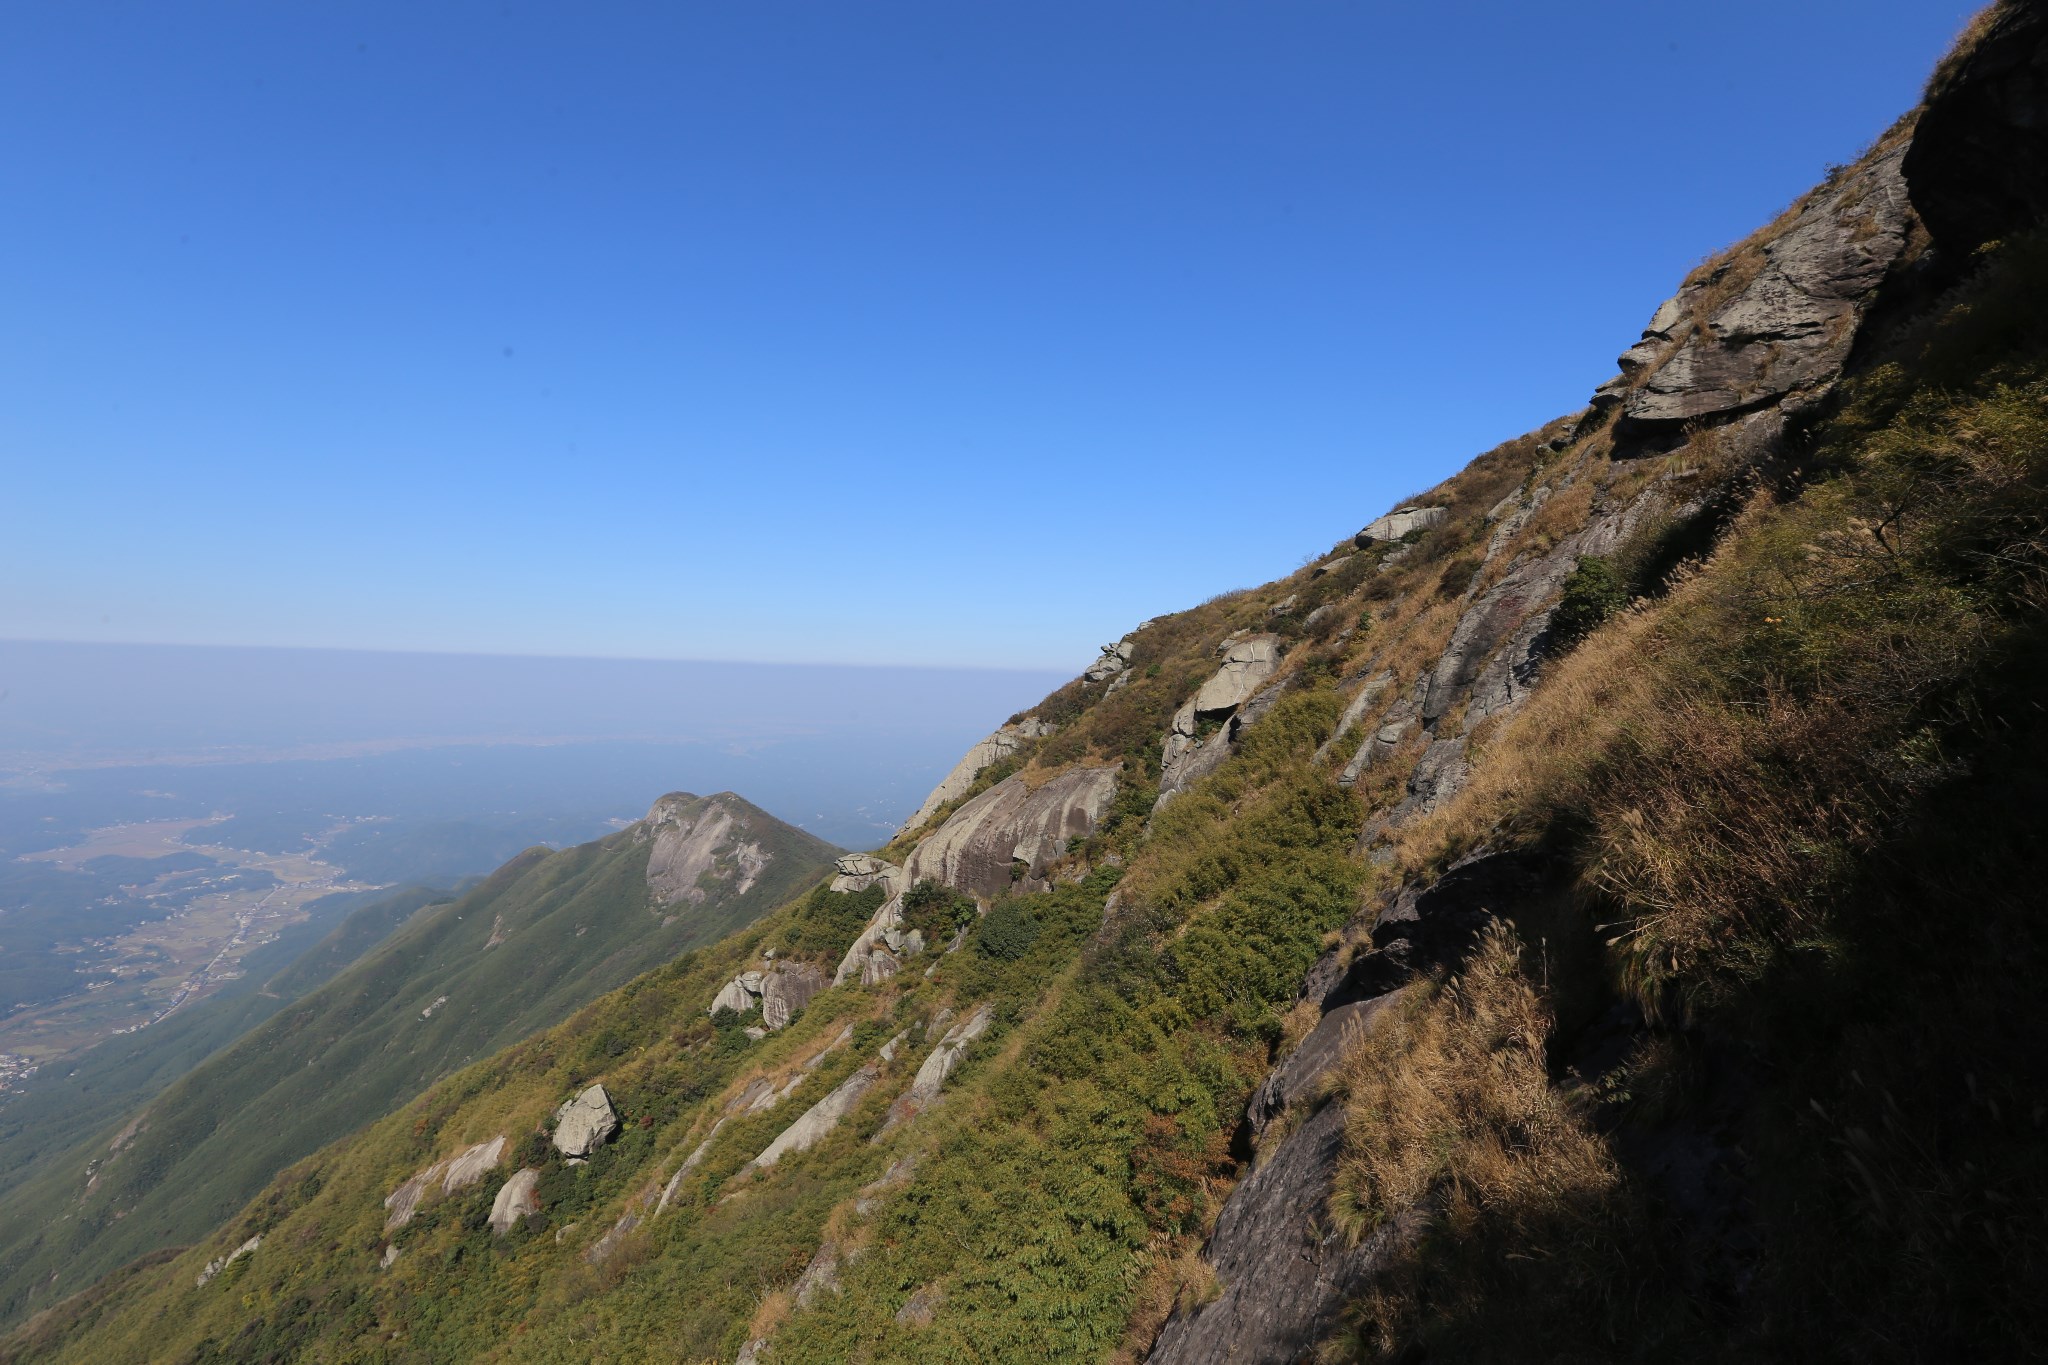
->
1, 1, 1975, 670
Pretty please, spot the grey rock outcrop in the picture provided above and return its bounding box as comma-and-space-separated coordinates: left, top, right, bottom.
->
382, 1136, 507, 1231
1595, 145, 1911, 438
488, 1168, 542, 1235
1339, 689, 1421, 788
1149, 1103, 1416, 1363
792, 1239, 844, 1308
880, 1003, 993, 1132
749, 1034, 905, 1170
1151, 854, 1539, 1362
583, 1212, 641, 1265
1157, 635, 1286, 806
1317, 670, 1394, 766
899, 765, 1119, 901
828, 853, 900, 895
194, 1234, 262, 1288
552, 1084, 620, 1158
641, 793, 772, 908
1192, 634, 1281, 716
709, 960, 826, 1030
1243, 997, 1393, 1138
1355, 506, 1446, 545
1083, 636, 1137, 682
895, 720, 1057, 838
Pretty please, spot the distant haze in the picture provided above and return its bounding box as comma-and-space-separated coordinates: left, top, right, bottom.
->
0, 641, 1068, 847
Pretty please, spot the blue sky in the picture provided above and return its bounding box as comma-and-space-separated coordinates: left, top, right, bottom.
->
2, 1, 1975, 670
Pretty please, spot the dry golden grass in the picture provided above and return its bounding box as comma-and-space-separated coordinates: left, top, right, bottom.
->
1925, 2, 2011, 101
1112, 1233, 1224, 1365
1326, 924, 1630, 1357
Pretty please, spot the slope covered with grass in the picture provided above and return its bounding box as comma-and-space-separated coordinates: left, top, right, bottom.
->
0, 794, 837, 1334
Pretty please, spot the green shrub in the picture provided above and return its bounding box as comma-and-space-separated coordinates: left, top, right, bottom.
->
1549, 554, 1628, 647
900, 880, 975, 944
975, 901, 1041, 960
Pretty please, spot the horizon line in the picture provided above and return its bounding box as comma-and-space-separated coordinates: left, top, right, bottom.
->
0, 635, 1080, 677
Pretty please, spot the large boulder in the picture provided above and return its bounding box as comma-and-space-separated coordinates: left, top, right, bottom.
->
1596, 144, 1911, 437
1156, 637, 1287, 806
900, 765, 1120, 901
707, 960, 826, 1029
1191, 635, 1282, 717
641, 794, 772, 908
552, 1084, 620, 1158
1083, 636, 1137, 682
761, 960, 827, 1030
1355, 507, 1447, 545
828, 853, 900, 894
488, 1168, 542, 1235
894, 720, 1056, 838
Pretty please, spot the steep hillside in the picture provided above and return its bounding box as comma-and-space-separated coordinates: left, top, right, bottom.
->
9, 7, 2047, 1362
0, 793, 837, 1332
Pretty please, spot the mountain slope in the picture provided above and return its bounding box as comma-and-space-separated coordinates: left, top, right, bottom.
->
0, 884, 445, 1211
9, 8, 2047, 1362
0, 792, 838, 1331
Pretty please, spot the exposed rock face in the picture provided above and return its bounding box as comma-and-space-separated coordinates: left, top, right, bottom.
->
1156, 635, 1287, 807
1243, 997, 1393, 1138
828, 853, 900, 895
1317, 670, 1393, 765
382, 1137, 506, 1231
552, 1084, 620, 1158
1158, 679, 1288, 807
1152, 854, 1540, 1363
833, 893, 915, 985
488, 1168, 542, 1235
439, 1136, 506, 1193
900, 766, 1119, 901
895, 720, 1056, 838
1340, 686, 1421, 788
642, 793, 773, 908
749, 1034, 904, 1169
1595, 145, 1911, 438
792, 1239, 844, 1308
1083, 636, 1137, 682
761, 961, 826, 1030
895, 1283, 944, 1328
708, 960, 826, 1030
1356, 506, 1446, 545
194, 1235, 261, 1288
880, 1003, 993, 1132
1150, 1104, 1414, 1363
1905, 3, 2048, 256
1192, 634, 1282, 716
583, 1212, 640, 1265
